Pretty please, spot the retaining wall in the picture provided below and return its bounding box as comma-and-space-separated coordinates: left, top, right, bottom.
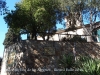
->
1, 40, 100, 75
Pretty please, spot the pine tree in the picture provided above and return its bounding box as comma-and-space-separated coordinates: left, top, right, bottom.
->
3, 28, 21, 48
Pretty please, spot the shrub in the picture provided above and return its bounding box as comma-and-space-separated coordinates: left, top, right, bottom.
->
61, 35, 87, 42
58, 55, 100, 75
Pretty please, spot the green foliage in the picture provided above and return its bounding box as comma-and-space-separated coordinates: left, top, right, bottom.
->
59, 0, 100, 32
0, 0, 7, 15
59, 0, 100, 15
69, 36, 87, 42
58, 55, 100, 75
3, 28, 21, 47
61, 35, 87, 42
59, 0, 85, 12
59, 54, 77, 75
4, 0, 62, 40
79, 56, 100, 75
58, 0, 85, 28
59, 54, 75, 68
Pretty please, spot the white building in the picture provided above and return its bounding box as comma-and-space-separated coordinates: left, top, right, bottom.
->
37, 18, 100, 42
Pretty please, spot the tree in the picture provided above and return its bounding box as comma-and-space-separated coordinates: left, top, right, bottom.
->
84, 0, 100, 34
56, 0, 86, 34
0, 0, 8, 15
3, 28, 21, 47
4, 0, 62, 40
59, 0, 100, 42
79, 0, 100, 41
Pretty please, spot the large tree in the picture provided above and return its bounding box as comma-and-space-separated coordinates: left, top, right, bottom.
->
4, 0, 62, 40
84, 0, 100, 34
59, 0, 100, 35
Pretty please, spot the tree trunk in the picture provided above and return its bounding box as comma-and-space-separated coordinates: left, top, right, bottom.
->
47, 34, 50, 41
30, 33, 33, 39
34, 33, 37, 40
90, 10, 93, 35
27, 33, 30, 39
89, 10, 93, 42
42, 33, 45, 40
46, 31, 50, 41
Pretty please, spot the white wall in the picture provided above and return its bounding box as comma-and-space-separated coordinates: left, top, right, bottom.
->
37, 24, 97, 42
0, 49, 7, 75
37, 28, 87, 41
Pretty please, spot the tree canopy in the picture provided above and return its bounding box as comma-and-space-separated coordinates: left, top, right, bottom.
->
3, 28, 21, 47
3, 0, 100, 45
4, 0, 62, 40
59, 0, 100, 35
0, 0, 7, 15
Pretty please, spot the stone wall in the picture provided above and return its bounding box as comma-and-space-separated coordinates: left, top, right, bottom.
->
1, 40, 100, 75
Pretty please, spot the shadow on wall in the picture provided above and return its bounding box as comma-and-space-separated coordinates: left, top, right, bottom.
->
3, 40, 100, 75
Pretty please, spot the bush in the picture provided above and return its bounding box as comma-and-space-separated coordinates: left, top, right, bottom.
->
79, 56, 100, 75
58, 55, 100, 75
61, 35, 87, 42
58, 54, 79, 75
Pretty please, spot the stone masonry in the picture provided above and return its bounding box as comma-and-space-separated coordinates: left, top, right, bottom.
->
1, 40, 100, 75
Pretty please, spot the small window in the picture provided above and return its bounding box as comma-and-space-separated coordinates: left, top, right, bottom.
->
21, 34, 27, 40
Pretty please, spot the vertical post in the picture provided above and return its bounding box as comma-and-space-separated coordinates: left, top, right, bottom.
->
73, 42, 76, 61
58, 34, 60, 41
